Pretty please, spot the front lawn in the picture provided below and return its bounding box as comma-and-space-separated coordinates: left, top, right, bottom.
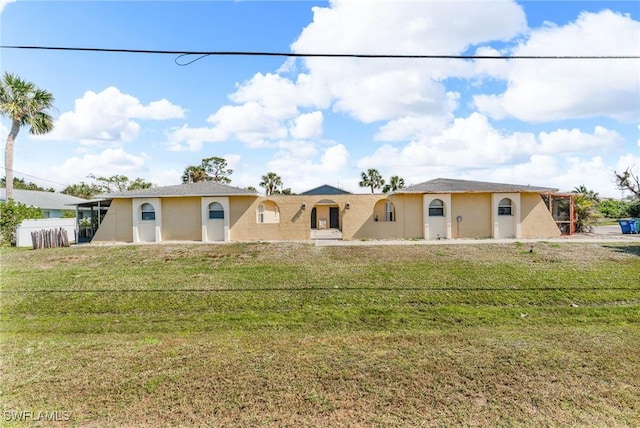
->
1, 242, 638, 426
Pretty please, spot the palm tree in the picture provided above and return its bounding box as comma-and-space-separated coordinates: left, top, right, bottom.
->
181, 165, 209, 183
359, 169, 385, 193
0, 72, 55, 200
572, 185, 600, 202
259, 172, 283, 195
383, 175, 405, 193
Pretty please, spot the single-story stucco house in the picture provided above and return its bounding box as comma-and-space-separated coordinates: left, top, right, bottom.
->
0, 188, 87, 218
80, 178, 567, 244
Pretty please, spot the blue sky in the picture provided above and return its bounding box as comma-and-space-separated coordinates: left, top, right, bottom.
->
1, 0, 638, 197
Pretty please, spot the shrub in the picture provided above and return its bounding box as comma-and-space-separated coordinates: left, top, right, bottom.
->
597, 199, 630, 219
0, 200, 44, 246
573, 195, 600, 233
628, 200, 640, 218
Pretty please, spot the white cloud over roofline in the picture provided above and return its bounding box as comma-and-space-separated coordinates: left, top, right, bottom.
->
40, 87, 184, 144
474, 10, 640, 122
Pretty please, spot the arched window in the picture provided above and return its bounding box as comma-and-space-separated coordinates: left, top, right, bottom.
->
257, 204, 265, 223
384, 202, 395, 222
429, 199, 444, 217
141, 203, 155, 221
257, 201, 280, 224
208, 202, 224, 219
498, 198, 512, 216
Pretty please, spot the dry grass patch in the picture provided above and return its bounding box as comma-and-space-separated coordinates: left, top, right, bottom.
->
1, 242, 639, 426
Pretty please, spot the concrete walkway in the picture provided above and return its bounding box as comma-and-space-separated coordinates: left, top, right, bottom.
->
314, 225, 640, 247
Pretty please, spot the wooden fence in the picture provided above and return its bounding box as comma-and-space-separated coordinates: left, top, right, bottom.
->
31, 228, 70, 249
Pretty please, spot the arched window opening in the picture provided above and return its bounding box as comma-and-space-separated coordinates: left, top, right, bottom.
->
258, 204, 265, 223
208, 202, 225, 219
141, 203, 155, 221
257, 201, 280, 224
385, 202, 395, 222
498, 198, 513, 216
429, 199, 444, 217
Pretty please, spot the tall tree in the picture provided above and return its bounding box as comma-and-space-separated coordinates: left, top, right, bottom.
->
1, 177, 54, 192
259, 172, 283, 195
359, 169, 385, 193
62, 182, 103, 199
202, 156, 233, 184
383, 175, 405, 193
0, 72, 55, 200
615, 167, 640, 198
88, 174, 153, 193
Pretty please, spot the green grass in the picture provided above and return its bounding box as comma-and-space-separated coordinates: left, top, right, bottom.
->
1, 242, 639, 426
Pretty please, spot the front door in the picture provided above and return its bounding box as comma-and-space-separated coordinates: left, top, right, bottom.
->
329, 207, 339, 229
311, 207, 317, 229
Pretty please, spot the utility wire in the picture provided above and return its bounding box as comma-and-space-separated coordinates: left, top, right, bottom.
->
0, 166, 70, 188
1, 45, 638, 66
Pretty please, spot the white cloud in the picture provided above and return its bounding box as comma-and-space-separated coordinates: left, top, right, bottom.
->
293, 0, 526, 56
53, 148, 148, 185
165, 0, 530, 150
267, 142, 350, 192
357, 113, 630, 196
537, 126, 623, 155
42, 87, 184, 144
291, 0, 527, 124
230, 72, 328, 114
475, 154, 638, 198
474, 10, 640, 122
207, 101, 288, 147
0, 0, 16, 14
289, 111, 323, 139
165, 125, 228, 152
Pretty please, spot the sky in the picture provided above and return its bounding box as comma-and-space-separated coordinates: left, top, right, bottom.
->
0, 0, 639, 197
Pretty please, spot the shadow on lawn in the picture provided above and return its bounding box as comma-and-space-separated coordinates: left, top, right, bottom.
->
602, 244, 640, 257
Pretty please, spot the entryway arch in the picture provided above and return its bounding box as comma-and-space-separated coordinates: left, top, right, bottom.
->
310, 199, 342, 239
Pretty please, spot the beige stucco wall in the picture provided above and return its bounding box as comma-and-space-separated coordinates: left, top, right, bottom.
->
450, 193, 492, 238
162, 197, 201, 241
228, 194, 420, 241
230, 196, 330, 241
346, 194, 423, 240
92, 198, 133, 242
92, 191, 562, 243
520, 193, 562, 238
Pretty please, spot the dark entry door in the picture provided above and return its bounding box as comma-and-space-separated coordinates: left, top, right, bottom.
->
329, 207, 339, 229
310, 207, 317, 229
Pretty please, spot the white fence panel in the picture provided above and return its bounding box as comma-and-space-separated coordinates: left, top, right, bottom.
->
16, 218, 76, 248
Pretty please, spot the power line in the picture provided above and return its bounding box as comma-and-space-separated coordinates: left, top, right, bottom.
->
0, 166, 70, 188
1, 45, 638, 66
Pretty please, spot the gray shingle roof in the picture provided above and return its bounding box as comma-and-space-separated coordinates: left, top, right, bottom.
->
397, 178, 558, 194
301, 184, 352, 195
98, 181, 258, 198
0, 189, 88, 210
